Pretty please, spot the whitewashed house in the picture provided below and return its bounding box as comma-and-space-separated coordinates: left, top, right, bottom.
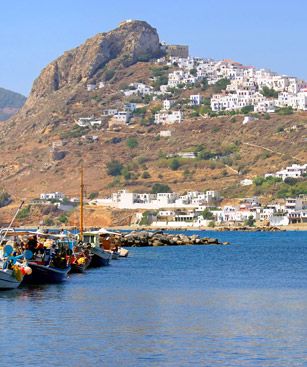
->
190, 94, 204, 106
155, 111, 183, 124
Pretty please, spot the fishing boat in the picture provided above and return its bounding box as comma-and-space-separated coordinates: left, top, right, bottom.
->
70, 246, 91, 273
77, 167, 112, 267
0, 244, 33, 289
0, 203, 33, 289
19, 231, 73, 284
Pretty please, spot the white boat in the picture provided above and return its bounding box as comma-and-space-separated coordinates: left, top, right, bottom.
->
0, 268, 21, 289
118, 247, 129, 257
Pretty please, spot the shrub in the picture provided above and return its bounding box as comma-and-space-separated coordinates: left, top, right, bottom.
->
88, 192, 99, 200
241, 105, 254, 114
213, 78, 231, 93
202, 208, 214, 220
142, 171, 151, 179
17, 206, 31, 220
277, 107, 293, 115
106, 160, 123, 176
126, 136, 138, 149
261, 86, 278, 98
245, 215, 256, 227
284, 177, 298, 186
151, 183, 171, 194
169, 158, 181, 171
208, 221, 215, 228
58, 214, 68, 224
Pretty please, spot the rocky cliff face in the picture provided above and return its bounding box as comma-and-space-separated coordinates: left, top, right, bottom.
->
24, 20, 162, 109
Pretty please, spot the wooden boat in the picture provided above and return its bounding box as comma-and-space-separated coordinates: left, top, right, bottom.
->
89, 245, 112, 267
0, 268, 22, 289
70, 247, 91, 273
0, 244, 33, 290
25, 262, 71, 283
20, 232, 73, 284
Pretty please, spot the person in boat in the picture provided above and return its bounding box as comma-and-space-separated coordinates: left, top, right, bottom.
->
27, 235, 38, 254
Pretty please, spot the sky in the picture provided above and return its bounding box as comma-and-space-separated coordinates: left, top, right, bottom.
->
1, 0, 306, 96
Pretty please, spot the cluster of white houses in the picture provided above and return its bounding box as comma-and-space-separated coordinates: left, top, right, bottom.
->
90, 189, 221, 209
151, 196, 307, 227
78, 53, 307, 129
89, 190, 307, 227
265, 164, 307, 181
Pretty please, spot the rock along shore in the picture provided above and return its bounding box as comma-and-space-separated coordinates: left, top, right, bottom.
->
118, 231, 230, 247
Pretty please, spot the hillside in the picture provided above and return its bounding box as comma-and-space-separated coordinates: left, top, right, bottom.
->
0, 87, 26, 120
0, 20, 306, 225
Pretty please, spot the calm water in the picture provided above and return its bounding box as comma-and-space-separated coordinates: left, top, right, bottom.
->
1, 231, 307, 366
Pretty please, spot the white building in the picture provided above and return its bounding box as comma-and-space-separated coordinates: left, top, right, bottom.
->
87, 84, 96, 91
163, 99, 175, 110
154, 111, 183, 125
190, 94, 204, 106
240, 179, 253, 186
40, 192, 65, 201
76, 117, 102, 127
265, 164, 307, 181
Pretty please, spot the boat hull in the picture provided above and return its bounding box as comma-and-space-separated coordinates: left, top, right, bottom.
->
0, 270, 21, 290
25, 263, 71, 283
89, 248, 112, 267
70, 259, 90, 273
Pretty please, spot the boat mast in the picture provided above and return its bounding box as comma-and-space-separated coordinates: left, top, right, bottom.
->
80, 165, 84, 240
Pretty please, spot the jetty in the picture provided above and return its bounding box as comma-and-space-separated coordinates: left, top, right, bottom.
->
118, 231, 229, 247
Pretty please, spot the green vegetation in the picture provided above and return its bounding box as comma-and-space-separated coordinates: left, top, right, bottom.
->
277, 106, 293, 115
261, 86, 278, 98
169, 158, 181, 170
202, 208, 214, 220
106, 160, 123, 176
126, 136, 138, 149
88, 192, 99, 200
151, 183, 172, 194
58, 214, 68, 224
60, 125, 89, 139
213, 78, 231, 93
142, 171, 151, 179
241, 105, 254, 114
245, 215, 256, 227
17, 205, 31, 220
139, 210, 157, 226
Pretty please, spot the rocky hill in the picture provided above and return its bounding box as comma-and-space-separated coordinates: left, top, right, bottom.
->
0, 20, 306, 226
0, 87, 26, 120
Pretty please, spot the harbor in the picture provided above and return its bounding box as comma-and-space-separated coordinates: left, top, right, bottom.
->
1, 230, 306, 366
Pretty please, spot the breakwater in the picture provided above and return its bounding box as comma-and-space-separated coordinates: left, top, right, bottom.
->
119, 231, 230, 247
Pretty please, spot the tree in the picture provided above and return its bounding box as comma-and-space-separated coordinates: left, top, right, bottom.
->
284, 177, 298, 186
241, 105, 254, 114
202, 208, 214, 220
142, 171, 151, 179
169, 158, 181, 171
213, 78, 231, 93
88, 192, 99, 200
106, 160, 123, 176
261, 86, 278, 98
253, 176, 265, 186
126, 136, 138, 149
151, 183, 171, 194
245, 215, 256, 227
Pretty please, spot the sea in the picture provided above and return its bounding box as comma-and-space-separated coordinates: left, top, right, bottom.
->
1, 230, 306, 367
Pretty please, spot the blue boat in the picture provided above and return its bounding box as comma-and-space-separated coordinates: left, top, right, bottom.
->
25, 262, 71, 283
81, 231, 113, 267
89, 247, 112, 267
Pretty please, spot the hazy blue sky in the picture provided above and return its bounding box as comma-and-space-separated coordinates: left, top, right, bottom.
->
1, 0, 306, 95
